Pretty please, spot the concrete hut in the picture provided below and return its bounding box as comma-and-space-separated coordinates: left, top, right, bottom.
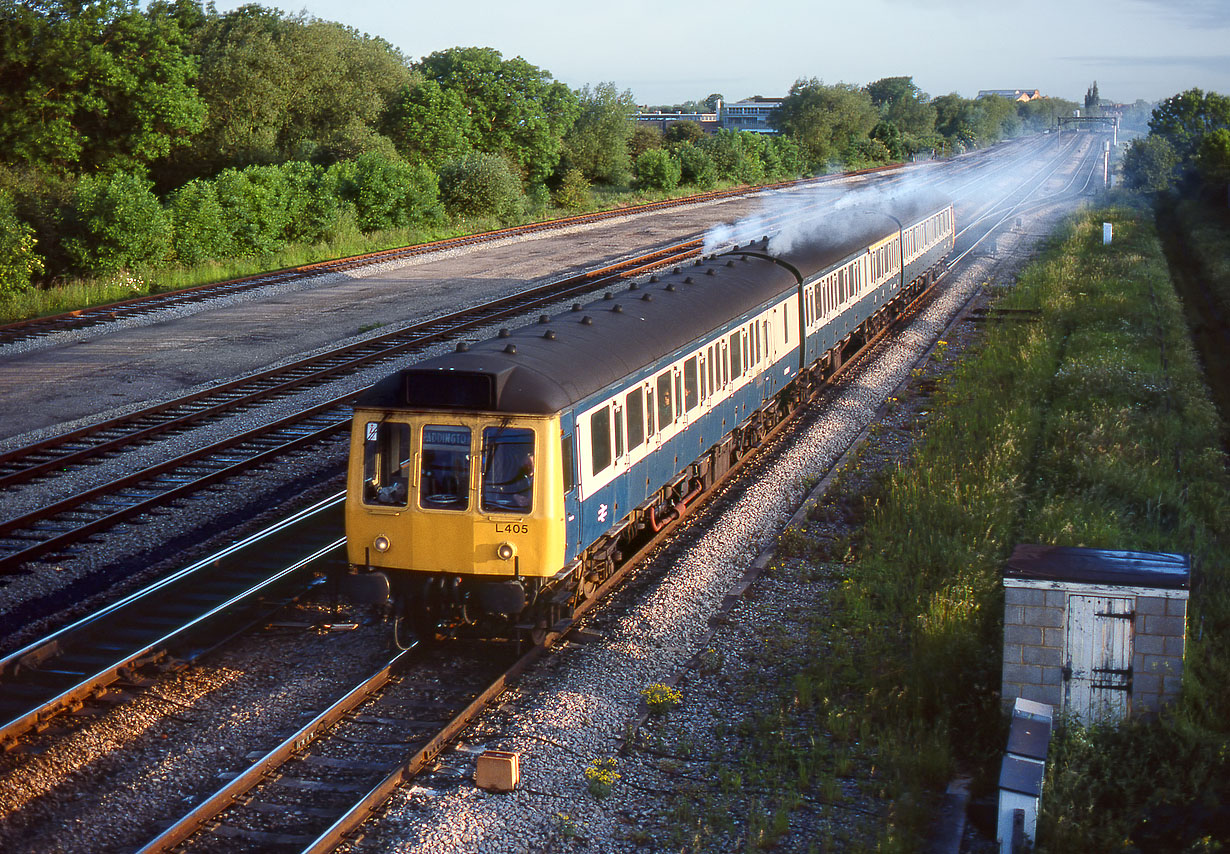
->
1001, 545, 1190, 723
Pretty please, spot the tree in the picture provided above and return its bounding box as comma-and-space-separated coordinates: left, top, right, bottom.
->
700, 130, 767, 184
932, 93, 1018, 151
211, 165, 291, 257
1149, 88, 1230, 160
1019, 97, 1080, 133
628, 125, 664, 163
773, 79, 878, 169
871, 121, 905, 160
664, 121, 704, 147
0, 0, 206, 175
562, 82, 636, 185
1084, 81, 1100, 115
156, 5, 411, 185
383, 80, 473, 170
704, 93, 724, 112
867, 77, 936, 142
417, 47, 579, 187
633, 149, 681, 191
1121, 135, 1179, 193
1195, 128, 1230, 193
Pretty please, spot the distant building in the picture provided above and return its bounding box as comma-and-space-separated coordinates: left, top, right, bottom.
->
632, 95, 784, 135
978, 89, 1042, 102
719, 96, 784, 133
632, 106, 720, 134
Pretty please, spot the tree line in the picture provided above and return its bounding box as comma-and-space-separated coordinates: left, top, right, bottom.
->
0, 0, 1080, 297
1121, 88, 1230, 199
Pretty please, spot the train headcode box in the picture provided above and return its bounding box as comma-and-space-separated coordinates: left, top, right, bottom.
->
1001, 545, 1190, 724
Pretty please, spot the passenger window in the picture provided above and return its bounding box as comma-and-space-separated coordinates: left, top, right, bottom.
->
674, 372, 682, 418
420, 425, 471, 510
708, 346, 716, 391
729, 332, 742, 378
699, 355, 707, 400
657, 370, 673, 429
481, 427, 535, 513
590, 407, 611, 475
363, 421, 411, 507
626, 388, 645, 450
684, 357, 699, 410
754, 323, 761, 364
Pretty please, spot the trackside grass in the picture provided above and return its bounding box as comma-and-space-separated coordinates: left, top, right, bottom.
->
643, 205, 1229, 851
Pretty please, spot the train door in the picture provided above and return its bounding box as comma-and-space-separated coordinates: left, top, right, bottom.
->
559, 414, 581, 556
646, 379, 660, 451
611, 401, 626, 475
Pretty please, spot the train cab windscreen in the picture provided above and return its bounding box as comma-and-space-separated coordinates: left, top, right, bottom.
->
481, 427, 535, 513
363, 421, 411, 506
420, 426, 471, 510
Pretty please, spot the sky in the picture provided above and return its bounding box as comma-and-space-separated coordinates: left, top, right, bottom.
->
205, 0, 1230, 106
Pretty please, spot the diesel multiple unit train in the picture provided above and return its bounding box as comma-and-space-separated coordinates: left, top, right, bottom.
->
344, 192, 955, 644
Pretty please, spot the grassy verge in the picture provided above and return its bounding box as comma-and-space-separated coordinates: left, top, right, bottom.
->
1159, 196, 1230, 453
0, 180, 750, 326
642, 203, 1229, 851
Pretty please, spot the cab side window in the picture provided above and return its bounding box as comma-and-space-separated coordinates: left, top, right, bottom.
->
363, 421, 410, 507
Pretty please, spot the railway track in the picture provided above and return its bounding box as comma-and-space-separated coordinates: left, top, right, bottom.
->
0, 186, 864, 579
0, 495, 345, 748
0, 140, 1083, 588
0, 242, 710, 577
0, 134, 1107, 853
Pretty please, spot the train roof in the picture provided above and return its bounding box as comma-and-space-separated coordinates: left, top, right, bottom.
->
356, 192, 950, 416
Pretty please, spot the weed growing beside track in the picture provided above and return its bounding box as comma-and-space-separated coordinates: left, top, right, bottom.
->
640, 204, 1229, 851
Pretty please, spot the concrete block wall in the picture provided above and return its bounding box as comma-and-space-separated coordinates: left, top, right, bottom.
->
1002, 586, 1066, 708
1131, 594, 1187, 716
1002, 585, 1189, 719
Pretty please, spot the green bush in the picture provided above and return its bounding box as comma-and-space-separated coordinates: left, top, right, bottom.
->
553, 167, 591, 210
168, 179, 230, 265
62, 172, 171, 276
280, 160, 344, 244
0, 189, 43, 295
677, 144, 717, 189
633, 148, 681, 191
212, 166, 291, 258
334, 152, 441, 232
700, 130, 764, 184
438, 152, 524, 222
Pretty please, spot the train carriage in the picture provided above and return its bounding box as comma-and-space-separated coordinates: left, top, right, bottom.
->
344, 193, 954, 643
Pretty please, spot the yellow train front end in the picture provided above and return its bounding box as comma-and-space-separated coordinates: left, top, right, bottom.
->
344, 407, 568, 640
